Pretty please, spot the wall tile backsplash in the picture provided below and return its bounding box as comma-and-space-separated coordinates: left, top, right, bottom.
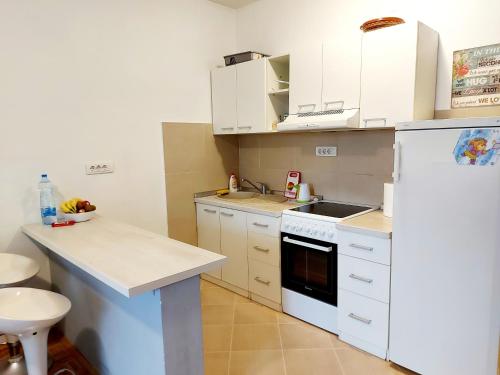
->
238, 130, 394, 206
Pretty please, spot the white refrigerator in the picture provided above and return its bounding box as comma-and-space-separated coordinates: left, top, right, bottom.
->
389, 117, 500, 375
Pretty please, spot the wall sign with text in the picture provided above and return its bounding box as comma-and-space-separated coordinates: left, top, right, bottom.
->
451, 43, 500, 108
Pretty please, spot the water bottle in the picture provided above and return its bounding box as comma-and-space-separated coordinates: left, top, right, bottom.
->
39, 174, 57, 225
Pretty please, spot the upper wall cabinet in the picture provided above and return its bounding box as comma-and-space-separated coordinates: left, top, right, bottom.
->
211, 65, 238, 134
359, 21, 438, 128
211, 59, 268, 135
289, 43, 323, 114
322, 33, 362, 111
289, 34, 362, 115
236, 59, 267, 134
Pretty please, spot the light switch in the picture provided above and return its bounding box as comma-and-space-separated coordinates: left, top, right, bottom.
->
315, 146, 337, 157
85, 161, 114, 175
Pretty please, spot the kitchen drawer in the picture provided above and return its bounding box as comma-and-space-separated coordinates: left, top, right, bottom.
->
338, 230, 391, 265
247, 232, 280, 267
338, 254, 390, 303
247, 213, 281, 237
338, 289, 389, 350
249, 259, 281, 303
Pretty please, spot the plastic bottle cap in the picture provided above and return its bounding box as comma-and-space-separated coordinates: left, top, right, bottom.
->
41, 174, 47, 178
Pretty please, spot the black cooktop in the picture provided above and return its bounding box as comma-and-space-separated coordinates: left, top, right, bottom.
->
291, 201, 371, 218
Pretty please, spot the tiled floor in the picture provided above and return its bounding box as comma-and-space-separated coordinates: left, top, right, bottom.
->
201, 279, 415, 375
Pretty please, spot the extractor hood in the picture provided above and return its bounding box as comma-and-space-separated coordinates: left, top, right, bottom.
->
276, 109, 360, 132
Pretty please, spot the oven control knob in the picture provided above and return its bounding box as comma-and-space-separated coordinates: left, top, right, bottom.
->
312, 230, 318, 235
297, 227, 302, 232
291, 225, 297, 231
327, 232, 334, 238
320, 231, 326, 236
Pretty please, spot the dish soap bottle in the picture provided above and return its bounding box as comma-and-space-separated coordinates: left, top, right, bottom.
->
229, 173, 238, 193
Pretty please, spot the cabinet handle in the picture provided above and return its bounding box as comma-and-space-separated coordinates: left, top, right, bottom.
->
349, 273, 373, 284
349, 243, 373, 252
363, 118, 387, 127
252, 222, 269, 228
253, 246, 270, 253
324, 100, 344, 110
221, 127, 234, 130
393, 141, 401, 182
298, 103, 316, 113
237, 126, 252, 129
348, 313, 372, 325
254, 277, 271, 285
203, 209, 217, 214
221, 212, 234, 217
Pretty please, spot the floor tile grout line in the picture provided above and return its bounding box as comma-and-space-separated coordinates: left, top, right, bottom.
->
276, 320, 288, 375
332, 347, 347, 375
226, 295, 237, 375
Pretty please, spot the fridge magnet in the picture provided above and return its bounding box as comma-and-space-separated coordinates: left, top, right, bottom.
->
453, 129, 500, 166
451, 43, 500, 108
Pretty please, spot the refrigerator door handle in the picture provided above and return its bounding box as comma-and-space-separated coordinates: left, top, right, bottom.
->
393, 141, 401, 182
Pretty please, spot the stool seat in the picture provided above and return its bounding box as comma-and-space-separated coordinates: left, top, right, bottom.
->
0, 288, 71, 334
0, 254, 40, 288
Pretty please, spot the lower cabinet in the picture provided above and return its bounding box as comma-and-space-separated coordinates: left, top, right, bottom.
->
337, 229, 392, 359
196, 202, 282, 309
220, 208, 248, 290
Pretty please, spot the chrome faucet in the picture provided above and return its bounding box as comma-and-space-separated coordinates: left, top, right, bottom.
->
241, 178, 268, 195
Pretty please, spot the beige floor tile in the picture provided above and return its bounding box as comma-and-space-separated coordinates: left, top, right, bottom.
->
229, 350, 285, 375
203, 305, 235, 325
284, 349, 343, 375
201, 285, 236, 306
205, 351, 230, 375
279, 324, 332, 349
234, 302, 277, 324
336, 348, 414, 375
330, 333, 351, 349
200, 279, 218, 290
277, 312, 307, 325
232, 324, 281, 351
203, 325, 233, 352
234, 293, 253, 303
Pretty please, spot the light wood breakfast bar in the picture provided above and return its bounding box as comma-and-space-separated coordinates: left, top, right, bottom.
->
22, 217, 226, 375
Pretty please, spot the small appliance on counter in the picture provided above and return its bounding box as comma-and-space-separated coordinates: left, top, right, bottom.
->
296, 182, 311, 203
223, 51, 268, 66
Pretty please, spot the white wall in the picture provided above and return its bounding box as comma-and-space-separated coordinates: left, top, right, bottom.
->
235, 0, 500, 110
0, 0, 236, 283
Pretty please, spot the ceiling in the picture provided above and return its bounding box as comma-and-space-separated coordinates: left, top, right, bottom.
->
208, 0, 260, 9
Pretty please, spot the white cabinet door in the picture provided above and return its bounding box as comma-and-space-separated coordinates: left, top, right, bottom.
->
322, 33, 362, 111
211, 66, 237, 134
196, 204, 222, 279
359, 22, 416, 128
289, 43, 323, 114
220, 208, 248, 290
236, 59, 267, 133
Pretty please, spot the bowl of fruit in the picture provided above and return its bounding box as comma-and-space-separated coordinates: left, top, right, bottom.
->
60, 198, 97, 223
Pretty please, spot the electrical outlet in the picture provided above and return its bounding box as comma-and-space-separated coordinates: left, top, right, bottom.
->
85, 161, 114, 175
315, 146, 337, 157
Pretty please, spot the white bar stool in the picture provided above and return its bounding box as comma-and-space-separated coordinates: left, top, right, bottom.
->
0, 288, 71, 375
0, 253, 40, 375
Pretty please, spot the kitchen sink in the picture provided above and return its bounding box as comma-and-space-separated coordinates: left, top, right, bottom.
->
258, 194, 287, 203
217, 192, 259, 200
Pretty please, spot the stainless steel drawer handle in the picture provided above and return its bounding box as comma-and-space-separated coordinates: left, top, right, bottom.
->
348, 313, 372, 325
203, 209, 217, 214
253, 222, 269, 228
253, 246, 270, 253
221, 212, 234, 217
349, 243, 374, 252
283, 236, 333, 253
237, 126, 252, 129
221, 127, 234, 130
254, 277, 270, 285
349, 273, 373, 284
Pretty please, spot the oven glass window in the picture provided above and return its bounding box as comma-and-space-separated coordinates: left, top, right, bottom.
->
281, 233, 337, 306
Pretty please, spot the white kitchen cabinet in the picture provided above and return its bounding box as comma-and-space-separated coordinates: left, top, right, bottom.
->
322, 34, 362, 111
236, 59, 267, 133
359, 21, 438, 128
220, 208, 248, 290
196, 204, 222, 279
211, 65, 237, 134
289, 43, 323, 114
338, 229, 392, 359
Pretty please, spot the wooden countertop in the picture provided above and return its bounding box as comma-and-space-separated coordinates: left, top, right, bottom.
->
195, 195, 303, 217
337, 210, 392, 239
22, 217, 226, 297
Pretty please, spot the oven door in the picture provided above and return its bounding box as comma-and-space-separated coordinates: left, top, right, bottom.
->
281, 233, 337, 306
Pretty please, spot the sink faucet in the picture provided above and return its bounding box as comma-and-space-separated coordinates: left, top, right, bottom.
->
241, 178, 268, 195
